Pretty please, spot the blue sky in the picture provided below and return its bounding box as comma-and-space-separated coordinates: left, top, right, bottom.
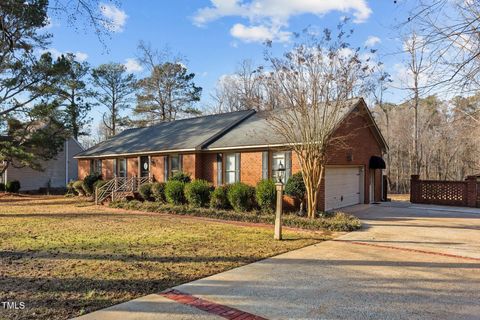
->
45, 0, 413, 132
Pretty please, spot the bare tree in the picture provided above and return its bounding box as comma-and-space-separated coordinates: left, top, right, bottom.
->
400, 32, 434, 175
263, 27, 375, 218
404, 0, 480, 96
211, 59, 279, 113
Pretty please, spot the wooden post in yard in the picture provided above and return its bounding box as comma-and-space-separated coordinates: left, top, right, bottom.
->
274, 182, 284, 240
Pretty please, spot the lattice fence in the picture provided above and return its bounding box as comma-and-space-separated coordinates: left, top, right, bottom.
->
417, 181, 467, 206
410, 175, 479, 207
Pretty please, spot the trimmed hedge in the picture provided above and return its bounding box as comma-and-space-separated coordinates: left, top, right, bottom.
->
139, 183, 154, 201
93, 179, 109, 190
72, 180, 85, 196
285, 172, 306, 200
109, 200, 361, 232
82, 173, 102, 196
184, 179, 212, 207
151, 182, 166, 202
227, 182, 256, 212
170, 172, 191, 183
255, 179, 276, 213
6, 180, 21, 193
165, 180, 185, 205
210, 185, 230, 209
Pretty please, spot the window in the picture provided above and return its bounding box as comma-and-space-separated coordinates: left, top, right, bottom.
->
91, 159, 102, 175
225, 153, 239, 184
272, 152, 288, 183
117, 158, 127, 177
170, 154, 181, 175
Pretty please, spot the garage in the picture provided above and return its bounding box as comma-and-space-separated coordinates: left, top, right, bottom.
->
325, 166, 363, 211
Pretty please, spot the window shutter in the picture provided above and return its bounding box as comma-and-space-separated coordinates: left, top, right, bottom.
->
235, 153, 240, 182
179, 154, 183, 172
285, 151, 292, 182
164, 156, 169, 182
262, 151, 269, 180
113, 159, 117, 177
216, 153, 223, 185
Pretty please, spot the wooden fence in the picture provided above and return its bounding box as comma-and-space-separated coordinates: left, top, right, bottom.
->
410, 175, 479, 207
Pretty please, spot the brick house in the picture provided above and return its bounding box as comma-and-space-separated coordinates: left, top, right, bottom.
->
75, 98, 387, 211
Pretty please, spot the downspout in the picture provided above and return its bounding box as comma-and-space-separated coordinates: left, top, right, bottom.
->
65, 139, 69, 186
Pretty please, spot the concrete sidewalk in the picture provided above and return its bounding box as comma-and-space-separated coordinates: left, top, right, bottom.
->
75, 202, 480, 320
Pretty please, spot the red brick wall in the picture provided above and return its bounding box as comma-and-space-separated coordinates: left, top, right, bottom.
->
127, 157, 138, 177
182, 154, 197, 179
151, 156, 165, 182
291, 152, 301, 174
199, 153, 218, 185
240, 151, 263, 186
78, 159, 90, 180
102, 159, 114, 180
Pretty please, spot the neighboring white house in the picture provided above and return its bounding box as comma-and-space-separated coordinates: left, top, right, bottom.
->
0, 138, 84, 192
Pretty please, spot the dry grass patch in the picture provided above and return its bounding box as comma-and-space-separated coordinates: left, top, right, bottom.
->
0, 195, 331, 320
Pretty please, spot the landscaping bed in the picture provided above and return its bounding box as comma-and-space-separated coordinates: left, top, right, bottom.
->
110, 200, 362, 232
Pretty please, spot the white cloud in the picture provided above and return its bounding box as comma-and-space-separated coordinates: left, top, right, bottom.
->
100, 3, 127, 32
74, 52, 89, 62
364, 35, 381, 47
124, 58, 143, 73
193, 0, 372, 43
41, 48, 88, 62
230, 23, 290, 43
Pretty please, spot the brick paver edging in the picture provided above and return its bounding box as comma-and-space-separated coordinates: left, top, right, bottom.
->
161, 289, 268, 320
336, 240, 480, 262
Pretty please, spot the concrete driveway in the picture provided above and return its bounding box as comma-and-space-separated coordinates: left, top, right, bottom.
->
76, 202, 480, 320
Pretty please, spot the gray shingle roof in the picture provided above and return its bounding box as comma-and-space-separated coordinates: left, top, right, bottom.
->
205, 98, 361, 149
75, 110, 254, 158
75, 97, 387, 158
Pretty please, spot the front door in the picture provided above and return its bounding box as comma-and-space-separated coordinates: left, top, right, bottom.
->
140, 156, 149, 178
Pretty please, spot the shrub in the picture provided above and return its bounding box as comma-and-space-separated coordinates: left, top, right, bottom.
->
109, 201, 361, 232
184, 179, 212, 207
0, 183, 5, 192
227, 182, 256, 212
151, 182, 166, 202
6, 180, 21, 193
285, 172, 306, 199
94, 180, 109, 192
255, 179, 276, 212
73, 180, 85, 196
170, 172, 191, 183
165, 180, 185, 205
82, 173, 102, 196
285, 172, 306, 214
210, 185, 230, 209
139, 183, 154, 201
66, 180, 76, 194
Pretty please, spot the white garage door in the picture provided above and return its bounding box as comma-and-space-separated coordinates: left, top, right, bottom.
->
325, 167, 363, 211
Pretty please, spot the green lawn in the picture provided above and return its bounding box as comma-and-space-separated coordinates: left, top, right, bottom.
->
0, 195, 331, 320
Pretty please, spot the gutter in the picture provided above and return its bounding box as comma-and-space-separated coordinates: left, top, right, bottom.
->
74, 148, 197, 159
